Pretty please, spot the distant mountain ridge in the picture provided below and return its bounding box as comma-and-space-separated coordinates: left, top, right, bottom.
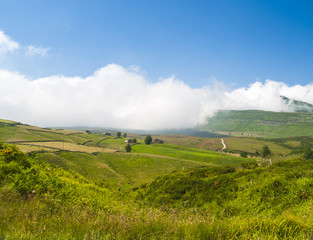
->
198, 96, 313, 138
200, 110, 313, 138
281, 95, 313, 113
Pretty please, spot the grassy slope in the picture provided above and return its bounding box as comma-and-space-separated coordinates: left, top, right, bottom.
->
35, 144, 251, 190
1, 118, 311, 190
137, 156, 313, 210
132, 143, 250, 166
2, 142, 313, 239
132, 156, 313, 239
152, 134, 223, 151
224, 137, 290, 155
35, 151, 213, 190
201, 110, 313, 137
2, 120, 313, 238
0, 119, 252, 191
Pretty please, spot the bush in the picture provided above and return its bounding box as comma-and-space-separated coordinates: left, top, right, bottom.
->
262, 145, 271, 157
241, 161, 258, 169
144, 135, 152, 145
240, 151, 247, 158
0, 143, 31, 168
125, 144, 132, 153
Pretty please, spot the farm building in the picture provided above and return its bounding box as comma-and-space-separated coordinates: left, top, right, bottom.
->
102, 132, 112, 136
153, 139, 164, 144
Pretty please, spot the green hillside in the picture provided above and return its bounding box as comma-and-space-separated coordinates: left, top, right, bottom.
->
1, 139, 313, 239
2, 119, 313, 238
281, 95, 313, 113
200, 110, 313, 137
0, 119, 251, 190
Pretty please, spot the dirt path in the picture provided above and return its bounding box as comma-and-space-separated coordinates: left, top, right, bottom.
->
220, 138, 227, 151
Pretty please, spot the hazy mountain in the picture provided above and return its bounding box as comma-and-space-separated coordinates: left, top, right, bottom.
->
200, 110, 313, 138
281, 95, 313, 113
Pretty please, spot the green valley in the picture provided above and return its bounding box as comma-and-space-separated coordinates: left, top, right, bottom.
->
1, 117, 313, 239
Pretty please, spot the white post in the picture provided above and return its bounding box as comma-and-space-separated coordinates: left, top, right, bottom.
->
270, 159, 272, 165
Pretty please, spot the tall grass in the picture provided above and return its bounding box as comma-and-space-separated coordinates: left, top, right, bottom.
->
2, 140, 313, 239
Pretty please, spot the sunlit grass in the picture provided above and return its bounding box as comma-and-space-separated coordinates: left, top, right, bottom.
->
20, 141, 115, 153
132, 143, 252, 165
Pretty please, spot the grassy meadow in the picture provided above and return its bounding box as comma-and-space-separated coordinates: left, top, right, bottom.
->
1, 118, 313, 239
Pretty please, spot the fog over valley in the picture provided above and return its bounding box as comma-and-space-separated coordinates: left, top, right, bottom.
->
1, 64, 313, 130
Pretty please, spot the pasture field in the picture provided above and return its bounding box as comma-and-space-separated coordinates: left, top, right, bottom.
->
1, 140, 313, 239
152, 134, 222, 150
1, 118, 311, 157
0, 119, 255, 190
131, 143, 251, 166
33, 144, 251, 190
20, 141, 115, 153
224, 137, 290, 155
2, 118, 313, 238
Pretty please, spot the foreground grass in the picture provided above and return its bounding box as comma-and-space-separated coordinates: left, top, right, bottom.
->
1, 189, 313, 239
35, 151, 215, 190
2, 143, 313, 239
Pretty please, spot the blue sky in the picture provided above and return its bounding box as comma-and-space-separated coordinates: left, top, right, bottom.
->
1, 0, 313, 88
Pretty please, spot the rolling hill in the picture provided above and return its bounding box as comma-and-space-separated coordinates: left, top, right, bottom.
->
200, 110, 313, 138
1, 118, 313, 238
0, 118, 251, 190
281, 95, 313, 113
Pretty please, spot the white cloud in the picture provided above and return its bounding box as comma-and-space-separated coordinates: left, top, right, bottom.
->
26, 45, 49, 57
0, 64, 312, 130
0, 31, 19, 53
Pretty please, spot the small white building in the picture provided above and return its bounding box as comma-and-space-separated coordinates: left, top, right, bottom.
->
102, 132, 112, 136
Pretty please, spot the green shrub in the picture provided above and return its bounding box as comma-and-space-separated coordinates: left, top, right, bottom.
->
144, 135, 152, 145
262, 145, 271, 157
125, 143, 132, 152
240, 151, 248, 157
241, 161, 258, 169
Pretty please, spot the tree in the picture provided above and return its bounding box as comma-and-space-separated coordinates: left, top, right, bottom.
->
240, 151, 247, 158
132, 138, 137, 143
144, 135, 152, 145
116, 132, 121, 138
125, 143, 131, 153
262, 145, 271, 157
123, 133, 127, 138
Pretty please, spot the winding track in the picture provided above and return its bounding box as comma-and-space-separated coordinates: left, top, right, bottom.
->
220, 138, 227, 151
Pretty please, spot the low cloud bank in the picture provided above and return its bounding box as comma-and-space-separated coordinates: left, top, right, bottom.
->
0, 64, 313, 130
